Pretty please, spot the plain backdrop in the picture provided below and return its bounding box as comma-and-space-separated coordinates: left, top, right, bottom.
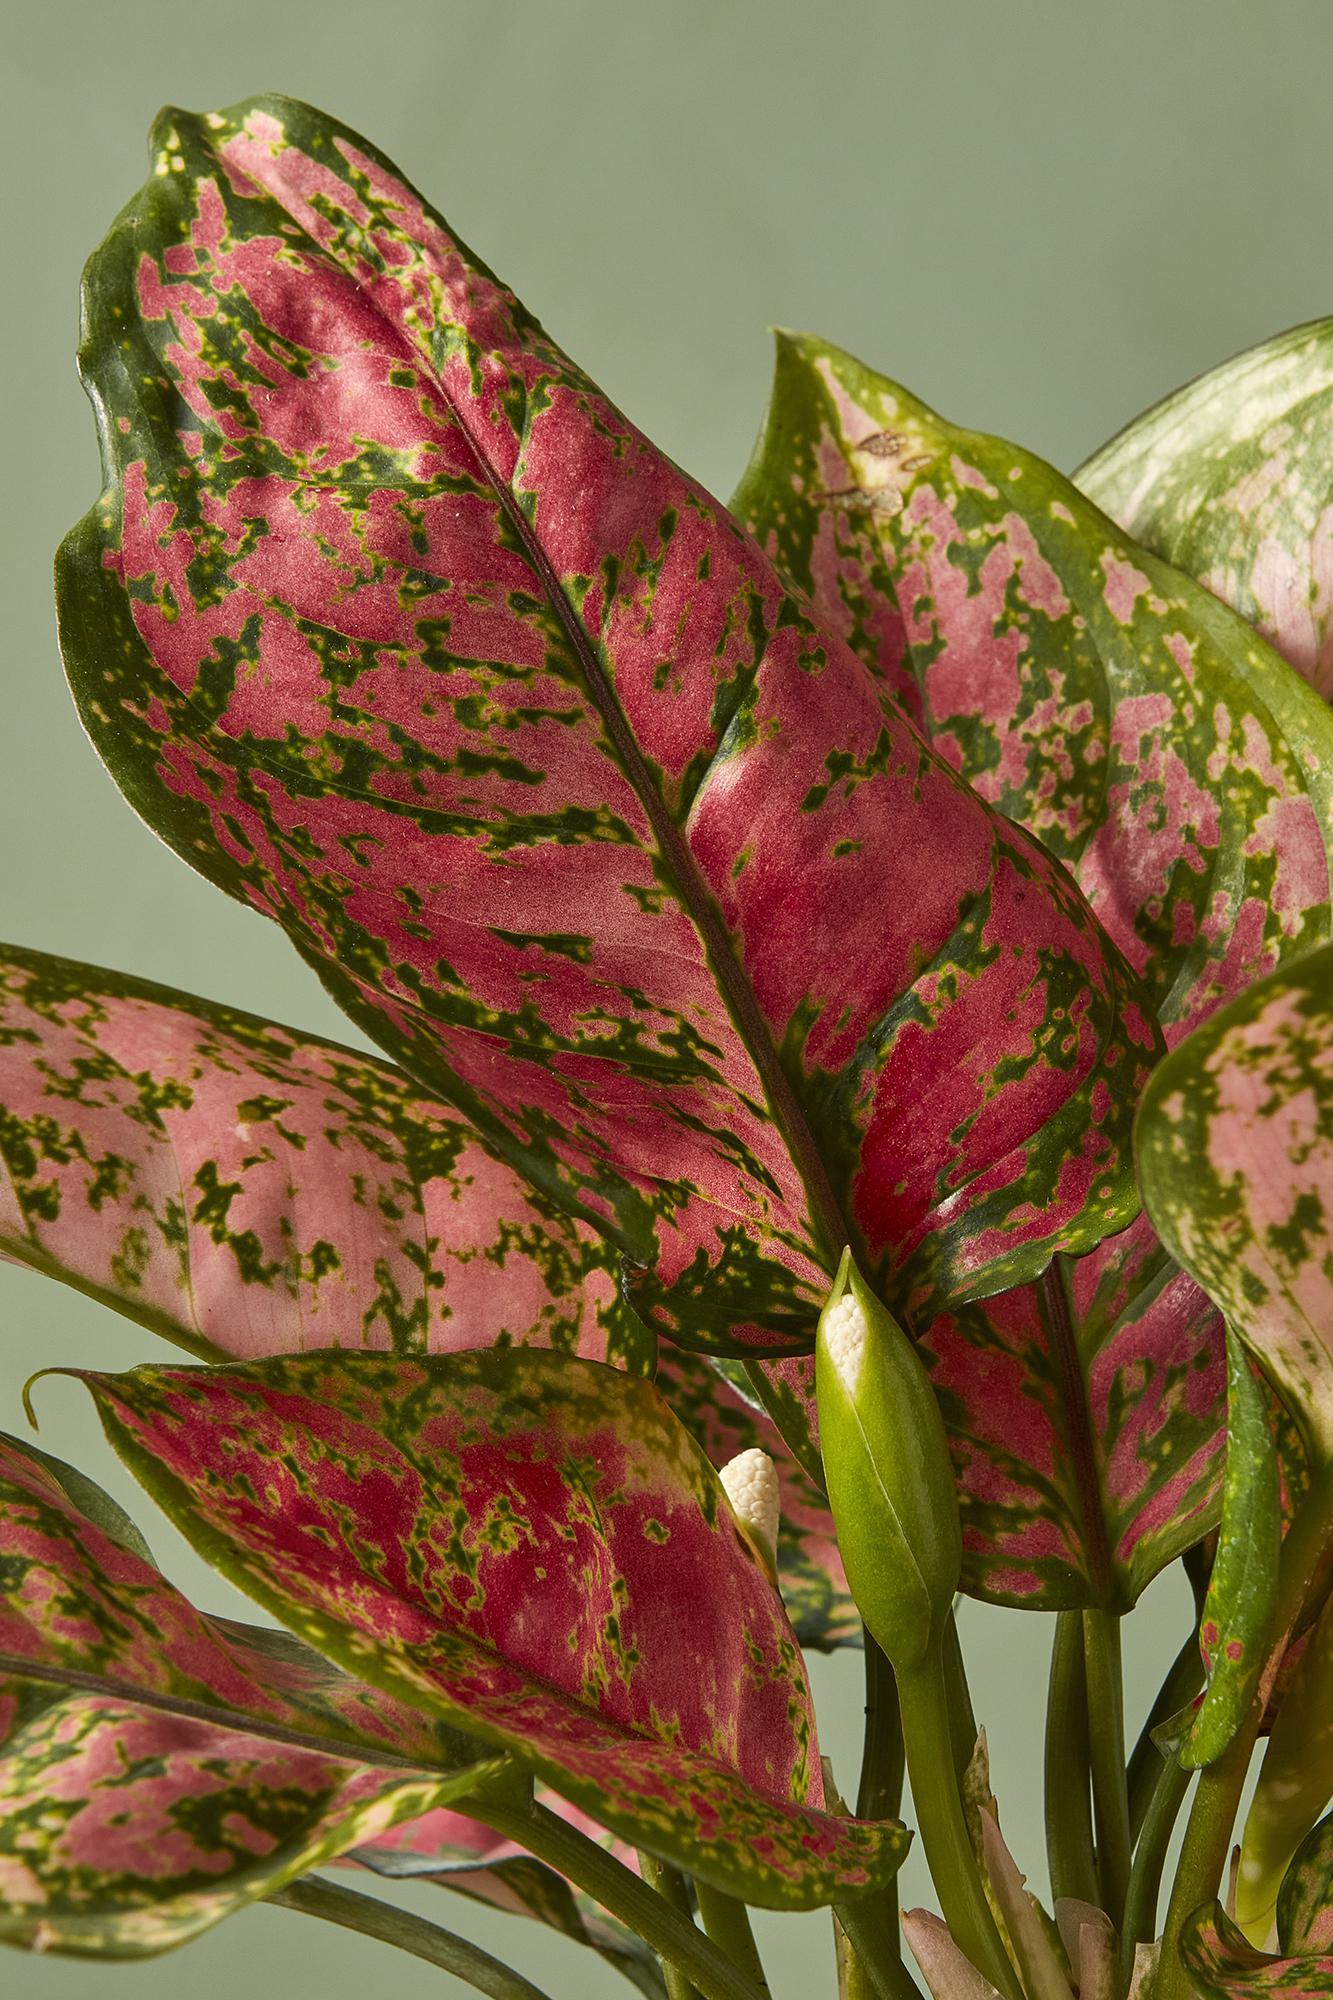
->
0, 1, 1316, 1993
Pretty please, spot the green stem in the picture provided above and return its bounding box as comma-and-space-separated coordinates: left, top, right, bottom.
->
1120, 1752, 1192, 1986
828, 1637, 921, 2000
478, 1801, 764, 2000
638, 1853, 701, 2000
898, 1641, 1022, 2000
942, 1608, 979, 1781
1156, 1463, 1333, 2000
1083, 1608, 1132, 1927
269, 1875, 555, 2000
694, 1883, 771, 1999
1045, 1610, 1099, 1907
1127, 1631, 1203, 1845
838, 1902, 925, 2000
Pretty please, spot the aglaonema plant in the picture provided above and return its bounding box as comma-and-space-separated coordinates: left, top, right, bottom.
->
0, 90, 1330, 2000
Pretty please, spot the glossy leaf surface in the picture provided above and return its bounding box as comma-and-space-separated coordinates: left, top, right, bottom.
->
0, 941, 636, 1366
1077, 319, 1333, 699
0, 1676, 470, 1958
0, 1428, 481, 1769
0, 1433, 503, 1954
59, 94, 1159, 1351
1180, 1330, 1282, 1767
733, 331, 1333, 1607
1137, 943, 1333, 1464
69, 1347, 907, 1906
735, 332, 1333, 1029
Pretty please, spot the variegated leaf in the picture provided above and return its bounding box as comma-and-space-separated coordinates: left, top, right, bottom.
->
58, 94, 1160, 1354
733, 332, 1333, 1029
0, 1432, 507, 1954
352, 1796, 663, 1997
0, 939, 639, 1367
1182, 1896, 1333, 2000
1278, 1811, 1333, 1956
0, 1675, 473, 1958
0, 1428, 483, 1771
732, 331, 1333, 1607
1137, 943, 1333, 1464
65, 1347, 908, 1908
1077, 319, 1333, 699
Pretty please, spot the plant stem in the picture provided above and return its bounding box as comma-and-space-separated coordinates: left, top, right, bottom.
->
268, 1875, 555, 2000
1120, 1750, 1192, 1986
1083, 1608, 1132, 1927
638, 1853, 701, 2000
478, 1801, 765, 2000
942, 1608, 979, 1781
694, 1883, 771, 1999
1126, 1631, 1203, 1844
1045, 1610, 1099, 1907
898, 1642, 1022, 2000
1155, 1463, 1333, 2000
826, 1638, 921, 2000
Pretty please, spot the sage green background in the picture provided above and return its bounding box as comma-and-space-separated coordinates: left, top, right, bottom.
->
0, 0, 1315, 1992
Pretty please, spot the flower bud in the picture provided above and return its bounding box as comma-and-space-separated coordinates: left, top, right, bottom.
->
719, 1446, 779, 1576
815, 1248, 961, 1672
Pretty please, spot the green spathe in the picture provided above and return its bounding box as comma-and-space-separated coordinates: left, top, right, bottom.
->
815, 1250, 961, 1675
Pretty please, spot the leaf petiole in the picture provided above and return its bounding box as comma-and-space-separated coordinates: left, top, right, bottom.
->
269, 1874, 557, 2000
1044, 1611, 1099, 1907
1082, 1609, 1133, 1927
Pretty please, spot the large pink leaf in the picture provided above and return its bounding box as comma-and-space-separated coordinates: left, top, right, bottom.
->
56, 94, 1160, 1354
729, 331, 1333, 1607
66, 1347, 907, 1907
0, 940, 635, 1366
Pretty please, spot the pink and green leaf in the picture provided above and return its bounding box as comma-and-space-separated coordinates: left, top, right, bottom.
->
0, 939, 639, 1369
1182, 1815, 1333, 2000
1237, 1594, 1333, 1945
0, 1675, 476, 1959
0, 1432, 508, 1955
1077, 318, 1333, 700
64, 1347, 908, 1907
59, 94, 1160, 1350
1136, 943, 1333, 1465
732, 330, 1333, 1608
732, 330, 1333, 1034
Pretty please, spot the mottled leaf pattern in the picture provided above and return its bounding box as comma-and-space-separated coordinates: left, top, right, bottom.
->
732, 331, 1333, 1606
1137, 944, 1333, 1463
352, 1796, 664, 1997
68, 1348, 908, 1907
1278, 1811, 1333, 1955
1077, 318, 1333, 699
653, 1346, 854, 1649
1182, 1904, 1333, 2000
59, 93, 1160, 1352
0, 1432, 508, 1955
733, 332, 1333, 1030
0, 1428, 481, 1770
0, 1675, 472, 1958
0, 941, 639, 1367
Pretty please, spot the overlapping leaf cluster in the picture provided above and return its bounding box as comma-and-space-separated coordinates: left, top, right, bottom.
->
1, 88, 1331, 2000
